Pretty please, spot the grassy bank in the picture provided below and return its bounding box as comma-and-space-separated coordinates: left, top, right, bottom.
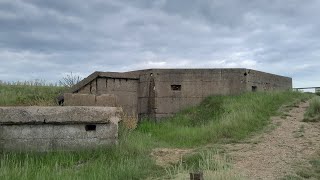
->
0, 85, 65, 106
138, 91, 312, 147
0, 91, 313, 179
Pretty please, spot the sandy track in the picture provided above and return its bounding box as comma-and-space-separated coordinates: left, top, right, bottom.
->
225, 101, 320, 179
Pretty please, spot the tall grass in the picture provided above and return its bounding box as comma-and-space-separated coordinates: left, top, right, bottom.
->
303, 97, 320, 122
0, 85, 65, 106
138, 91, 312, 147
0, 91, 313, 179
165, 150, 243, 180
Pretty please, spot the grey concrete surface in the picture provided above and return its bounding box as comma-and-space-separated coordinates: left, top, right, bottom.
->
0, 106, 122, 124
67, 68, 292, 120
0, 106, 122, 151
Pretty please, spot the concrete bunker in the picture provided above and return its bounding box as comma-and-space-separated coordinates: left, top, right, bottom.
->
65, 68, 292, 120
0, 106, 122, 152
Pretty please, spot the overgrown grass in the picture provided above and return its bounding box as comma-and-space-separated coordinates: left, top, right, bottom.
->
303, 97, 320, 122
0, 91, 313, 179
165, 150, 243, 179
138, 91, 312, 147
0, 85, 65, 106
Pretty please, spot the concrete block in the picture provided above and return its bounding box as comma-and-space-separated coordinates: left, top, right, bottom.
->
138, 97, 149, 114
138, 82, 150, 98
0, 106, 121, 152
0, 106, 122, 125
91, 79, 97, 94
64, 93, 96, 106
112, 91, 138, 108
155, 81, 203, 98
52, 138, 115, 150
97, 78, 107, 94
0, 125, 54, 139
78, 83, 91, 94
107, 79, 138, 92
95, 94, 119, 107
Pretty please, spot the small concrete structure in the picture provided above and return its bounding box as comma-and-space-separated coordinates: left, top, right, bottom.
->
0, 106, 122, 151
66, 68, 292, 119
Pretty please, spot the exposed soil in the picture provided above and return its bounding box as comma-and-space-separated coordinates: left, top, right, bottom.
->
225, 101, 320, 180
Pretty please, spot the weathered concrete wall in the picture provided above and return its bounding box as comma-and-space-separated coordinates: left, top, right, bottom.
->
148, 69, 248, 118
0, 124, 117, 151
75, 77, 139, 116
0, 106, 122, 151
68, 69, 292, 120
245, 69, 292, 92
64, 93, 119, 107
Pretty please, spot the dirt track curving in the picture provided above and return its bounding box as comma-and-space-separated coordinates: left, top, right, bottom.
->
225, 101, 320, 179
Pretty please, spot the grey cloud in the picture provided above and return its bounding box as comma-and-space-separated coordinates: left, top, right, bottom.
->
0, 0, 319, 87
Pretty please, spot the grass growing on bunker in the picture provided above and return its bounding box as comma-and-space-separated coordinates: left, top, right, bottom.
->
0, 84, 65, 106
0, 91, 313, 179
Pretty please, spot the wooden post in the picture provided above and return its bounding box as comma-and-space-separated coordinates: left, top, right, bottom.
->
190, 171, 204, 180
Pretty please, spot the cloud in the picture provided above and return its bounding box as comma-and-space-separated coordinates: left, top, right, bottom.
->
0, 0, 319, 87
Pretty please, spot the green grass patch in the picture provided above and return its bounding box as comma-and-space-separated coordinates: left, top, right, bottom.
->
138, 91, 312, 147
0, 85, 65, 106
0, 91, 313, 179
303, 97, 320, 122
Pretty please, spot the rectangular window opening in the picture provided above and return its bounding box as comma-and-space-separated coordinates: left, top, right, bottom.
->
85, 125, 97, 131
252, 86, 257, 92
171, 85, 182, 91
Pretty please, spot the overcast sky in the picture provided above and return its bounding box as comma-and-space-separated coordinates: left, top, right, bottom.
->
0, 0, 319, 87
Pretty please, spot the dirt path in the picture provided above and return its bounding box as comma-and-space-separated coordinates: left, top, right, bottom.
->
225, 101, 320, 179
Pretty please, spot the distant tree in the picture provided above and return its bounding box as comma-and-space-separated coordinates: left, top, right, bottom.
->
59, 72, 82, 88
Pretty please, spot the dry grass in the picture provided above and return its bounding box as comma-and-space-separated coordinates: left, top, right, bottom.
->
303, 97, 320, 122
